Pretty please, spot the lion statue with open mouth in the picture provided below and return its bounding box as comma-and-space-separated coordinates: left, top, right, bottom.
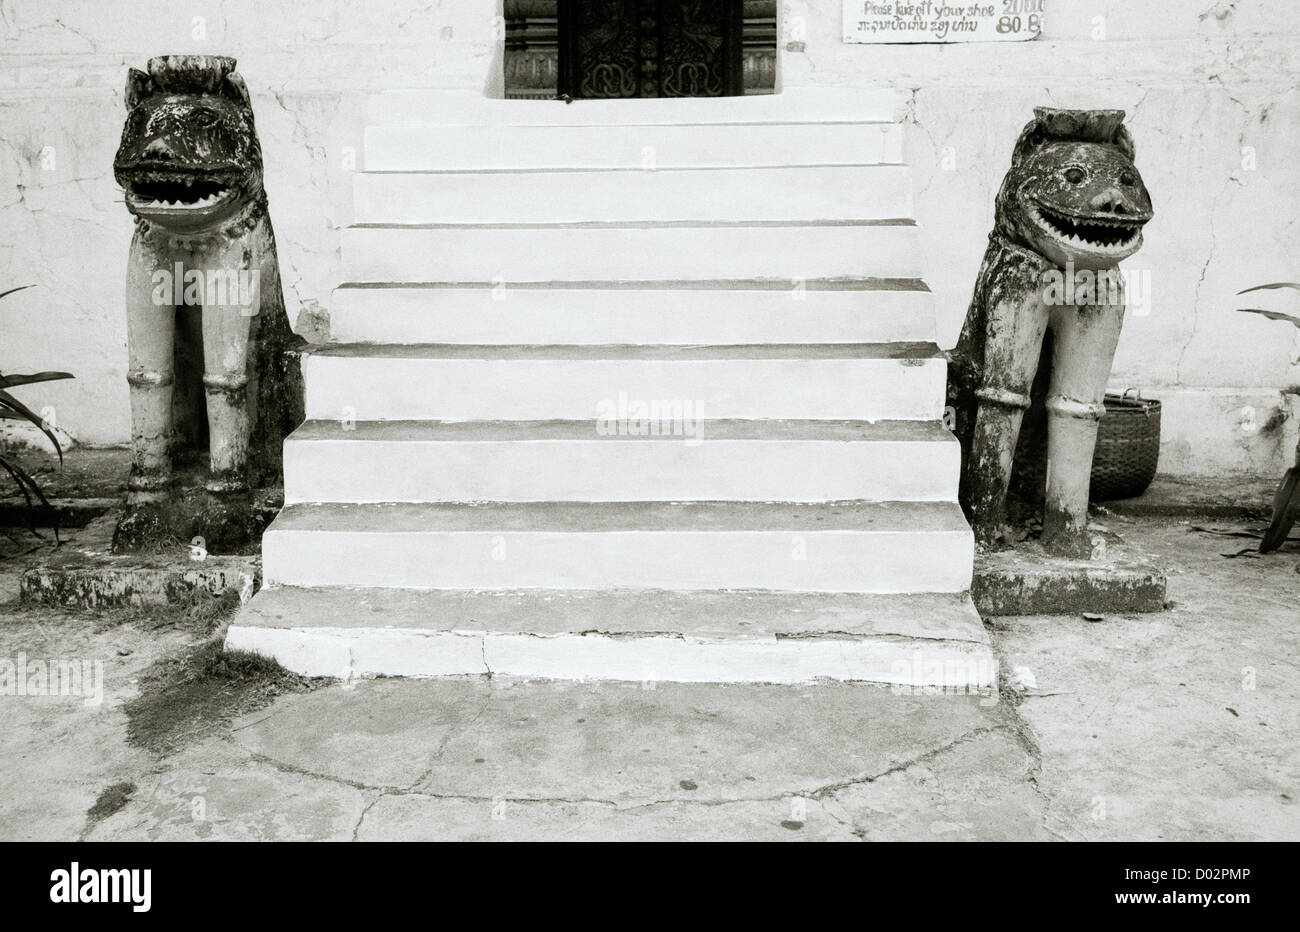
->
947, 107, 1153, 557
112, 55, 303, 552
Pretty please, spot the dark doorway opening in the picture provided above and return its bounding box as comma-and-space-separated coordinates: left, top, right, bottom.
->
504, 1, 776, 100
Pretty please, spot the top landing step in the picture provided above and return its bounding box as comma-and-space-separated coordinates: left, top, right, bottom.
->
368, 87, 906, 127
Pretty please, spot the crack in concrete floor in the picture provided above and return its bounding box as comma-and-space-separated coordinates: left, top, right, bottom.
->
3, 516, 1297, 841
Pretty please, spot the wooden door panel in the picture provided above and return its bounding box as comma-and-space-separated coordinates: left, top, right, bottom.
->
558, 1, 743, 99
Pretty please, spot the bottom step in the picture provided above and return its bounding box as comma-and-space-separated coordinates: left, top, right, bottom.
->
226, 588, 995, 689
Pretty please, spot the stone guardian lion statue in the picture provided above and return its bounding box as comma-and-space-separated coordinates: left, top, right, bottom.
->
112, 55, 303, 552
946, 108, 1154, 557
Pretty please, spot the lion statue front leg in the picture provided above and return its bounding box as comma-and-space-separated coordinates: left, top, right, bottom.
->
1040, 273, 1126, 557
117, 226, 181, 546
193, 232, 261, 548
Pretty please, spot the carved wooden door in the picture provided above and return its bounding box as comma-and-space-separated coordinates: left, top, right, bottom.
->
558, 0, 743, 99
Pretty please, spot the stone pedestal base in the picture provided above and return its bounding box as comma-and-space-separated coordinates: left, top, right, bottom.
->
972, 535, 1166, 616
20, 511, 261, 610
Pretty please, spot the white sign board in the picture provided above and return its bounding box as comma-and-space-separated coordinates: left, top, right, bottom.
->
843, 1, 1043, 43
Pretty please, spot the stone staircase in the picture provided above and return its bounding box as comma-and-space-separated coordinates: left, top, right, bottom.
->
226, 87, 994, 689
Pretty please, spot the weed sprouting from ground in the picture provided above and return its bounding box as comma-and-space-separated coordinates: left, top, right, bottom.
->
156, 588, 243, 634
124, 636, 328, 755
86, 781, 136, 825
82, 588, 243, 636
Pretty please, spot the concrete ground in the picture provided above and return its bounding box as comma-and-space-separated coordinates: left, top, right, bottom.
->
0, 512, 1296, 841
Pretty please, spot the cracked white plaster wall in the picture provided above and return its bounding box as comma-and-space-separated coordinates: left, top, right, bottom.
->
784, 0, 1300, 476
2, 0, 1299, 475
0, 0, 502, 446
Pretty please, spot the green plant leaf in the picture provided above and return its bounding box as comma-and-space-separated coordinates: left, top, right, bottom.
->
0, 456, 34, 508
0, 292, 70, 538
1236, 307, 1300, 328
0, 388, 64, 462
1260, 466, 1300, 553
1237, 283, 1300, 295
0, 388, 45, 424
0, 371, 74, 390
0, 452, 58, 541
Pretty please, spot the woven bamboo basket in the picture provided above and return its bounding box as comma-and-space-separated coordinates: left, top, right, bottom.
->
1013, 391, 1161, 502
1090, 392, 1162, 500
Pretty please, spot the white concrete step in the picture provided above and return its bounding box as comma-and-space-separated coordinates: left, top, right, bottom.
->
330, 281, 936, 345
365, 122, 904, 171
302, 343, 946, 422
342, 221, 923, 282
353, 165, 912, 224
367, 87, 905, 126
227, 587, 995, 687
261, 500, 974, 593
283, 419, 959, 505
